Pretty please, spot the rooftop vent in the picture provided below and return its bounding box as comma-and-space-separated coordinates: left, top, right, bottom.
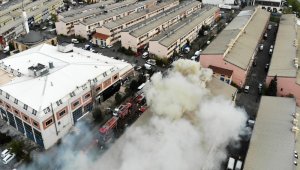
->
28, 63, 49, 77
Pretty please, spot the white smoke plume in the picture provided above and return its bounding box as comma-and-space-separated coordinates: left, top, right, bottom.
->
23, 59, 247, 170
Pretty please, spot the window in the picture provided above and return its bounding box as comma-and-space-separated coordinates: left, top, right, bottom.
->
59, 110, 66, 117
70, 91, 76, 97
14, 99, 18, 104
6, 93, 9, 99
84, 93, 91, 99
23, 104, 28, 110
113, 75, 118, 80
96, 86, 101, 92
32, 121, 39, 128
82, 84, 87, 90
45, 118, 53, 126
43, 107, 50, 114
6, 104, 10, 109
23, 115, 28, 121
73, 101, 80, 107
32, 109, 37, 116
93, 78, 98, 83
14, 109, 19, 115
56, 99, 62, 106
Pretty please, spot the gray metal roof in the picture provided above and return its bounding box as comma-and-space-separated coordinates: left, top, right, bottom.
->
268, 14, 297, 78
243, 96, 296, 170
15, 31, 56, 46
103, 0, 176, 30
151, 6, 219, 47
125, 0, 201, 38
81, 3, 144, 26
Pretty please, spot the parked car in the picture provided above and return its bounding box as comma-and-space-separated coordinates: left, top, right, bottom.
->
269, 48, 273, 55
144, 63, 152, 70
1, 148, 11, 158
146, 59, 156, 66
244, 85, 250, 93
107, 45, 112, 48
2, 153, 15, 164
265, 63, 269, 72
268, 24, 272, 30
142, 52, 149, 59
270, 45, 274, 49
264, 33, 268, 39
259, 44, 264, 51
258, 83, 263, 95
134, 66, 142, 71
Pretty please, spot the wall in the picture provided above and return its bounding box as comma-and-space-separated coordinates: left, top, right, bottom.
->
121, 32, 138, 51
149, 40, 168, 58
55, 21, 68, 36
266, 76, 300, 105
200, 54, 247, 87
74, 23, 89, 39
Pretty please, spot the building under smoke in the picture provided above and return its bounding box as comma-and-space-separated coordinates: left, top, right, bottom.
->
0, 43, 134, 149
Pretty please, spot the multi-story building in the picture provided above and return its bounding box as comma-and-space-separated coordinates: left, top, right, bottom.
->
208, 65, 233, 84
0, 0, 64, 50
244, 96, 298, 170
55, 0, 138, 36
255, 0, 284, 13
92, 0, 179, 46
200, 7, 270, 87
74, 3, 150, 39
149, 6, 220, 58
0, 0, 32, 18
0, 43, 134, 149
266, 14, 300, 105
120, 0, 202, 53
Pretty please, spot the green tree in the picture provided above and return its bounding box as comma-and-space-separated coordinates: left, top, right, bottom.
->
138, 74, 147, 84
92, 107, 103, 122
267, 75, 277, 96
129, 80, 139, 92
9, 140, 24, 161
115, 92, 123, 105
186, 39, 191, 47
51, 13, 58, 22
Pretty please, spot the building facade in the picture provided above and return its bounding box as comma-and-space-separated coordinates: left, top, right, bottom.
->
148, 6, 220, 58
55, 0, 138, 36
255, 0, 284, 13
266, 14, 300, 105
0, 43, 134, 149
200, 7, 270, 87
93, 0, 179, 46
120, 0, 202, 53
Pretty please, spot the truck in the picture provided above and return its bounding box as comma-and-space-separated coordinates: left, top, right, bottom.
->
112, 103, 132, 118
98, 116, 118, 148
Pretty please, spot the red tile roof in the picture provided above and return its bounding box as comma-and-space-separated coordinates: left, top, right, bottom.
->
208, 65, 233, 77
93, 33, 109, 40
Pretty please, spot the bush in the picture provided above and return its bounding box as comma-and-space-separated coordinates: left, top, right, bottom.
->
153, 56, 169, 67
118, 47, 135, 56
115, 92, 123, 105
9, 140, 24, 161
92, 107, 103, 122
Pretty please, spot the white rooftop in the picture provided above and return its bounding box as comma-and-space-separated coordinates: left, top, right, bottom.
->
0, 44, 132, 115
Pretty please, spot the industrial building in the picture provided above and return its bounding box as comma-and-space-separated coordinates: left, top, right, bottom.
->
0, 43, 134, 149
244, 96, 298, 170
55, 0, 139, 36
120, 0, 202, 53
74, 2, 150, 39
0, 0, 63, 50
92, 0, 179, 46
266, 14, 300, 105
200, 7, 270, 87
148, 6, 220, 58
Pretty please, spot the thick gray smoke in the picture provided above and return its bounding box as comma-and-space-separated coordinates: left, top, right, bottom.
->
23, 59, 247, 170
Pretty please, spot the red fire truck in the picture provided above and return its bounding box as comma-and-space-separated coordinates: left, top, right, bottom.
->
112, 102, 132, 118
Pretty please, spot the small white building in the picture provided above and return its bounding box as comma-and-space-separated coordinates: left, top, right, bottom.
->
0, 43, 134, 149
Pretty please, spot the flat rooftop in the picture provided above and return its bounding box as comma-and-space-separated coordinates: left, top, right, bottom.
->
268, 14, 297, 78
59, 0, 115, 17
60, 0, 137, 23
0, 0, 31, 11
243, 96, 296, 170
225, 8, 270, 70
0, 44, 132, 115
103, 0, 177, 30
202, 8, 270, 70
81, 3, 144, 26
151, 6, 219, 47
125, 0, 201, 38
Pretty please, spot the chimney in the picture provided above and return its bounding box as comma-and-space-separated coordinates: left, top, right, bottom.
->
49, 62, 54, 69
22, 11, 30, 34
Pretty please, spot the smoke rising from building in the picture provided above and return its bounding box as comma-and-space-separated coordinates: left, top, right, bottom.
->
23, 59, 247, 170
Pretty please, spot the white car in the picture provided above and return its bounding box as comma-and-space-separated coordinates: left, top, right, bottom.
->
106, 45, 112, 48
2, 153, 15, 164
146, 59, 156, 66
142, 52, 149, 59
259, 44, 263, 51
244, 85, 250, 93
1, 148, 11, 158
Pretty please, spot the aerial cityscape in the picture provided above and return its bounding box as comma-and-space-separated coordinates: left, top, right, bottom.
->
0, 0, 299, 170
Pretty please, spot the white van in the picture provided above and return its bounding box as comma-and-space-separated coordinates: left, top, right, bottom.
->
235, 160, 243, 170
71, 39, 79, 44
227, 157, 235, 170
194, 50, 201, 57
